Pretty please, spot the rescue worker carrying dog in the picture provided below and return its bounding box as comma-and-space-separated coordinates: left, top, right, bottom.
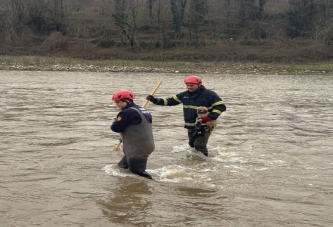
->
146, 75, 226, 157
111, 90, 155, 179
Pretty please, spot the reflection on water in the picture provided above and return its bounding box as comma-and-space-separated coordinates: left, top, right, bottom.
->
98, 178, 153, 227
0, 71, 332, 226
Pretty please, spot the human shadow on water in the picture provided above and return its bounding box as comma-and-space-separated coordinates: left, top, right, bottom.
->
97, 177, 153, 226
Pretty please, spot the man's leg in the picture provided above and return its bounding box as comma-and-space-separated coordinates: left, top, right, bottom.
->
188, 129, 196, 147
128, 157, 152, 179
118, 155, 129, 169
194, 131, 212, 156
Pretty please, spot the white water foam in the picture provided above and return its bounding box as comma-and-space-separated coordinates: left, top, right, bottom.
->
102, 163, 217, 188
103, 164, 132, 177
171, 143, 190, 153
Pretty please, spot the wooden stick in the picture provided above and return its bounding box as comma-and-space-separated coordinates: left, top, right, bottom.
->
113, 81, 162, 151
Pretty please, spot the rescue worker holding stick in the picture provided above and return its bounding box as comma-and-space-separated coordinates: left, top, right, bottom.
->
146, 75, 226, 157
111, 90, 155, 179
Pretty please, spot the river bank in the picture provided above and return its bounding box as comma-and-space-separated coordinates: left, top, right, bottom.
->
0, 56, 332, 75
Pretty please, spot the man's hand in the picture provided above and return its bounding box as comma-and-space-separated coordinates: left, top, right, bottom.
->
206, 120, 217, 130
146, 95, 157, 103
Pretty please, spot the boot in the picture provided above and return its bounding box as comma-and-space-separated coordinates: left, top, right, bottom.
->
138, 171, 153, 179
195, 145, 208, 157
118, 155, 129, 169
128, 157, 153, 180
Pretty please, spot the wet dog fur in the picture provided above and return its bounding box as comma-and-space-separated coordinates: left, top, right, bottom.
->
195, 106, 217, 129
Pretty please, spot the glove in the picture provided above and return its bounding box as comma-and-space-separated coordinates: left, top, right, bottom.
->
146, 95, 157, 103
118, 137, 123, 143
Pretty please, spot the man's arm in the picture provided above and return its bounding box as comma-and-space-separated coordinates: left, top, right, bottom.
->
110, 111, 131, 133
207, 93, 226, 120
147, 93, 184, 106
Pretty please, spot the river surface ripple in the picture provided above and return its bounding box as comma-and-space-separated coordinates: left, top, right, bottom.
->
0, 71, 332, 227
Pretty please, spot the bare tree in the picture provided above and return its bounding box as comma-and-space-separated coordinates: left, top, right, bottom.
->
312, 0, 333, 44
170, 0, 187, 38
99, 0, 143, 52
188, 0, 207, 43
156, 0, 169, 48
146, 0, 153, 18
0, 7, 17, 43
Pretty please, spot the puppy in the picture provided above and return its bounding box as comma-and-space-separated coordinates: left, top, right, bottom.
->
195, 106, 217, 130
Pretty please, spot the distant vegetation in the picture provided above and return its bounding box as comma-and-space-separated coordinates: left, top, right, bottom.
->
0, 0, 332, 63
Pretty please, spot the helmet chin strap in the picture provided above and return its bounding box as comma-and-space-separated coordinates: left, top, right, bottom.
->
122, 99, 132, 104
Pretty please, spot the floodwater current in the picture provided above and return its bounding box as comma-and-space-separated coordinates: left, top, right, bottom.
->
0, 71, 332, 227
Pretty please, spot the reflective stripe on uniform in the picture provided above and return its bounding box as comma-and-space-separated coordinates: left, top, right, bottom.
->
208, 101, 224, 110
185, 122, 195, 126
183, 105, 199, 110
212, 109, 222, 114
172, 95, 182, 103
185, 122, 207, 126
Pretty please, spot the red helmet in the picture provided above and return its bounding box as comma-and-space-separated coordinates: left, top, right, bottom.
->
184, 75, 202, 84
112, 90, 135, 102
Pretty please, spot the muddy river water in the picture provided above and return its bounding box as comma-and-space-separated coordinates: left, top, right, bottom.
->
0, 70, 332, 227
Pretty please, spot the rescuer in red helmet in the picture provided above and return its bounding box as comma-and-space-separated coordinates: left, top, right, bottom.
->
111, 89, 155, 179
146, 75, 226, 157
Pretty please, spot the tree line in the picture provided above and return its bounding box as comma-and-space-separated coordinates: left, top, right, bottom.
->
0, 0, 332, 61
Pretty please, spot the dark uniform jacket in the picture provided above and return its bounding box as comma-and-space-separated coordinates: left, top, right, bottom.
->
153, 85, 226, 129
111, 103, 152, 132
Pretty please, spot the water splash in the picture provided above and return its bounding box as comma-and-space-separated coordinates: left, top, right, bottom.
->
102, 163, 216, 188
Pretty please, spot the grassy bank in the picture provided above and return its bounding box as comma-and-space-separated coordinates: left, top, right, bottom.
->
0, 55, 332, 75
